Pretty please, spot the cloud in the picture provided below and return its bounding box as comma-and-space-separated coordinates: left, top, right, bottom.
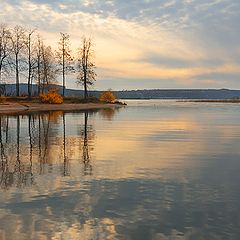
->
0, 0, 240, 89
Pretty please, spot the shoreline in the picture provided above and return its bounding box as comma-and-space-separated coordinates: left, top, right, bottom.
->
0, 102, 125, 115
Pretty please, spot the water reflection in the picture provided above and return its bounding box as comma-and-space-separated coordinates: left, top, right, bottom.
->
99, 108, 119, 121
80, 112, 93, 175
62, 113, 69, 176
0, 102, 240, 239
0, 111, 97, 189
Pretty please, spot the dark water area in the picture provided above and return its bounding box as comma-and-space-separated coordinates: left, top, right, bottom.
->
0, 100, 240, 239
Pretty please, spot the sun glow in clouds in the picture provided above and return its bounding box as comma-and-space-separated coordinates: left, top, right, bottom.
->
0, 0, 240, 89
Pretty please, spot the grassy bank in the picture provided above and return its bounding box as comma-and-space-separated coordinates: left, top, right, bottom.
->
0, 96, 126, 115
0, 96, 125, 103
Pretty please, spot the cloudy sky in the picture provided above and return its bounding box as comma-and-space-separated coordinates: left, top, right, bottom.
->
0, 0, 240, 90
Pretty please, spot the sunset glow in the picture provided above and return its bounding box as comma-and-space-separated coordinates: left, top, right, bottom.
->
1, 0, 239, 89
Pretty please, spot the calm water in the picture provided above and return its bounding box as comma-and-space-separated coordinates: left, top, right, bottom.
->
0, 100, 240, 240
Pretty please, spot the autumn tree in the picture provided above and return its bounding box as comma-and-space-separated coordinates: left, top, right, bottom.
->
0, 24, 11, 94
100, 89, 117, 102
10, 25, 26, 96
56, 32, 74, 97
76, 37, 96, 99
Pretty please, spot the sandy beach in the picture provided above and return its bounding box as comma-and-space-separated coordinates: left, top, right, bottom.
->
0, 102, 124, 115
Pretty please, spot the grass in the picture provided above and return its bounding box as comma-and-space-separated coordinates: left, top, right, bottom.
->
0, 96, 126, 105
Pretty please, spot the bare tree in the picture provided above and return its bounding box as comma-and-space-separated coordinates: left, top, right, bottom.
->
10, 25, 26, 96
0, 24, 11, 94
56, 32, 74, 97
76, 37, 96, 99
41, 43, 57, 92
26, 29, 35, 98
33, 34, 43, 95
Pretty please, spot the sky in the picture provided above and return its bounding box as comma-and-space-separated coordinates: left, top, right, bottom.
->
0, 0, 240, 90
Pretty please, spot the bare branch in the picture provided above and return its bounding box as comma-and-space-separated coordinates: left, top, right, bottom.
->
76, 36, 96, 99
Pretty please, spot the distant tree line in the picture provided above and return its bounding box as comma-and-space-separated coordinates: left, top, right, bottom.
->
0, 23, 96, 99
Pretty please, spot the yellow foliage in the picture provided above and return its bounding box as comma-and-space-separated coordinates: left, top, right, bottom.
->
100, 90, 117, 103
0, 96, 6, 103
49, 111, 64, 122
40, 89, 63, 104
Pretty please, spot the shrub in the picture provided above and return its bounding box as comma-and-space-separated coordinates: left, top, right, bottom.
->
0, 96, 6, 103
40, 89, 63, 104
100, 89, 117, 103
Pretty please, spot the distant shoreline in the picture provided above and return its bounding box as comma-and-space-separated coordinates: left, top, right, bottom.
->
2, 84, 240, 100
178, 99, 240, 103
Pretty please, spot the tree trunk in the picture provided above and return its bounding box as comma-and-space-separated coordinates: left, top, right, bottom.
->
28, 76, 31, 98
62, 48, 65, 97
62, 71, 65, 97
37, 55, 41, 96
84, 73, 87, 99
0, 64, 2, 84
28, 61, 31, 99
27, 34, 32, 99
16, 54, 19, 97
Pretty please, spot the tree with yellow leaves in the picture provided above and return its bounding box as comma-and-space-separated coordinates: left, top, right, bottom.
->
100, 89, 117, 103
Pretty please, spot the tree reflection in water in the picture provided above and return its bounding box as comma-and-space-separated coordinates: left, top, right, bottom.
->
0, 110, 99, 189
62, 112, 70, 176
99, 108, 118, 121
80, 112, 93, 175
0, 116, 9, 188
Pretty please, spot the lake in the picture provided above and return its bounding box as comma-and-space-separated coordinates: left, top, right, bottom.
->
0, 100, 240, 240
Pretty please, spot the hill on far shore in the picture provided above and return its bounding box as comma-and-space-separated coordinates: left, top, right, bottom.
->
1, 83, 240, 100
